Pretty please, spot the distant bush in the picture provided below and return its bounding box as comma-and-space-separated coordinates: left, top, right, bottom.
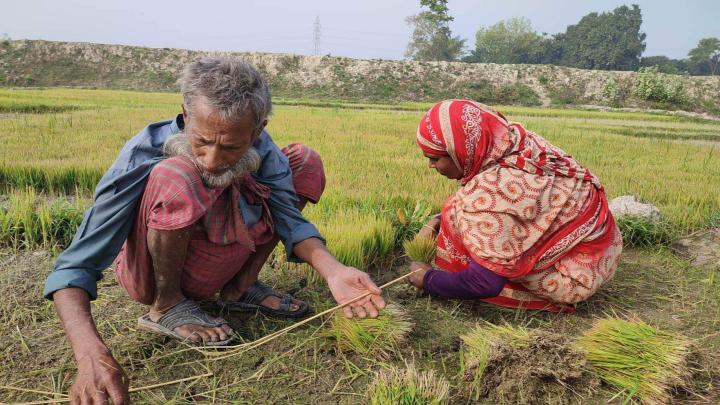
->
547, 80, 587, 105
633, 67, 688, 105
465, 80, 541, 106
602, 78, 620, 103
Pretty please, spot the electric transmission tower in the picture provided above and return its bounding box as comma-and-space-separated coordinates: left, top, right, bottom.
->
313, 16, 321, 55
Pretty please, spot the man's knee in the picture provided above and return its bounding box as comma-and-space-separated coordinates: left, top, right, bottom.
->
282, 143, 326, 205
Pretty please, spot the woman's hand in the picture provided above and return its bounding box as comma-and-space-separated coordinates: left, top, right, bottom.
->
407, 261, 432, 289
417, 214, 441, 239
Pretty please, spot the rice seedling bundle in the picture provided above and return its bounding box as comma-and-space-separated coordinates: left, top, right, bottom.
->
460, 322, 530, 398
324, 303, 413, 358
576, 317, 690, 404
403, 235, 436, 263
367, 364, 450, 405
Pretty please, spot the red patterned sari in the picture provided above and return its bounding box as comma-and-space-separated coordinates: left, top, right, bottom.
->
417, 100, 622, 312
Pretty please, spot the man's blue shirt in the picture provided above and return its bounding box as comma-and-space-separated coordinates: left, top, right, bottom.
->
43, 114, 323, 300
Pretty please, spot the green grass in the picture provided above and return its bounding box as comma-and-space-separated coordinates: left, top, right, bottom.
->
616, 215, 676, 247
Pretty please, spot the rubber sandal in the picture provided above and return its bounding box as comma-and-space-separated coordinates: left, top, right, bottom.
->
137, 299, 234, 346
217, 281, 310, 318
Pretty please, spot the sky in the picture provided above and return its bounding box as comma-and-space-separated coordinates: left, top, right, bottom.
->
2, 0, 718, 61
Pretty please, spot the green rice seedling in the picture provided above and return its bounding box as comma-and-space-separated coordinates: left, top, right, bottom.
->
317, 209, 396, 269
3, 88, 720, 233
0, 188, 87, 250
0, 165, 103, 194
403, 235, 436, 263
37, 199, 52, 249
7, 187, 38, 250
393, 201, 433, 245
576, 317, 690, 404
0, 207, 12, 248
324, 303, 413, 358
460, 323, 530, 400
47, 197, 86, 251
367, 364, 450, 405
616, 215, 675, 247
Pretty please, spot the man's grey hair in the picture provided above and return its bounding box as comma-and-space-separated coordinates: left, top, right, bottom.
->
178, 57, 272, 129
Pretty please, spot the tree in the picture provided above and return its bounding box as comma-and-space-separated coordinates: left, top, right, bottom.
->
465, 17, 549, 64
639, 56, 682, 74
555, 4, 646, 70
405, 0, 465, 61
688, 37, 720, 75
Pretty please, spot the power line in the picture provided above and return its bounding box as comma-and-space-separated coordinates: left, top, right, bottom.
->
313, 16, 321, 55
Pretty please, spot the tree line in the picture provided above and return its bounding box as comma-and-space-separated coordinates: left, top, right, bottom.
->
406, 1, 720, 76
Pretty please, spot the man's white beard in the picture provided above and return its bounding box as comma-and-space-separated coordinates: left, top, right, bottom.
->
163, 132, 261, 188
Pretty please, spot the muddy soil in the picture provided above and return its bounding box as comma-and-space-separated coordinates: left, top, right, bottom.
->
471, 331, 600, 405
672, 227, 720, 269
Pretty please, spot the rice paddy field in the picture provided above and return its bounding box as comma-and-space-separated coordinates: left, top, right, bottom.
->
1, 87, 719, 404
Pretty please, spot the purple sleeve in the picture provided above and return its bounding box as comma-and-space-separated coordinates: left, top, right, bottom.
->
422, 260, 505, 299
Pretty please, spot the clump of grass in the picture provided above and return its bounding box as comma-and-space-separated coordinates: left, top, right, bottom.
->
367, 364, 450, 405
576, 317, 690, 404
403, 235, 436, 263
460, 323, 530, 399
324, 303, 413, 358
616, 215, 675, 247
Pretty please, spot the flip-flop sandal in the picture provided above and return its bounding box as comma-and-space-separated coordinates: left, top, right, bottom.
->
138, 299, 234, 346
217, 281, 310, 318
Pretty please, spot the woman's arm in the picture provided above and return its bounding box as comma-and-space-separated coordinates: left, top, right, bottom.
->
409, 260, 505, 299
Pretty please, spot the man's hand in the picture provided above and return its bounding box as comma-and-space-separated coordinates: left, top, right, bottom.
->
71, 350, 129, 404
326, 265, 386, 319
407, 261, 432, 289
52, 287, 130, 404
293, 237, 386, 318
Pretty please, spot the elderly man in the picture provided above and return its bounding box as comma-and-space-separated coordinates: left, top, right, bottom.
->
44, 57, 385, 405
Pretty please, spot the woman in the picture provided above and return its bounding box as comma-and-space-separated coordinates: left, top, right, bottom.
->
407, 100, 622, 312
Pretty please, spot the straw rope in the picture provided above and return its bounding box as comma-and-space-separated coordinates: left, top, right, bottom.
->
2, 269, 421, 403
